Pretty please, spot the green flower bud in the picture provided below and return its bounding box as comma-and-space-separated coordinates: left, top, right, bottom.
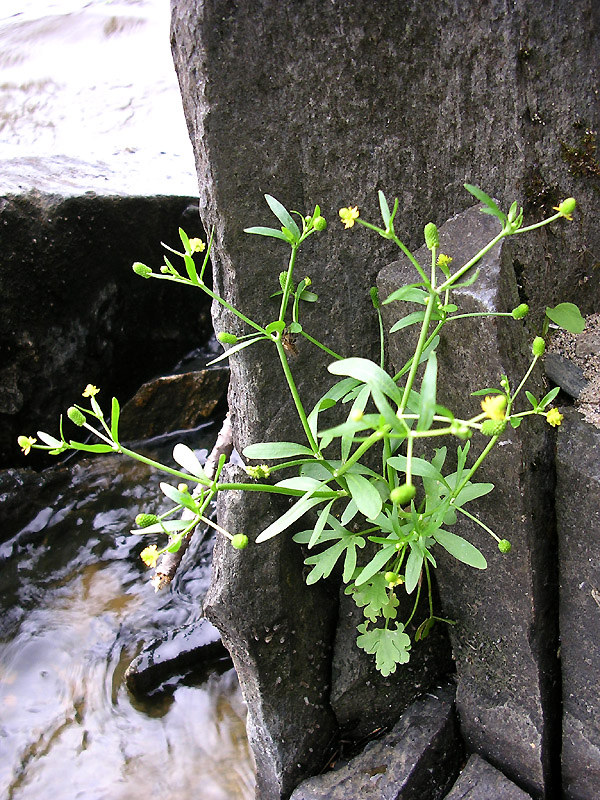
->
424, 222, 439, 250
135, 513, 160, 528
390, 483, 416, 506
160, 265, 169, 273
511, 303, 529, 320
132, 262, 152, 278
498, 538, 512, 554
384, 571, 404, 587
217, 331, 238, 345
313, 215, 327, 231
449, 420, 472, 440
480, 419, 507, 437
177, 483, 189, 494
67, 406, 86, 426
369, 286, 380, 309
231, 533, 249, 550
555, 198, 576, 219
532, 336, 546, 357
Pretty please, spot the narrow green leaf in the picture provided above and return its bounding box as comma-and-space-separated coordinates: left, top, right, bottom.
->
208, 336, 266, 365
355, 545, 397, 586
173, 443, 208, 479
160, 482, 199, 512
389, 310, 427, 334
383, 286, 429, 305
345, 473, 382, 519
256, 485, 329, 542
452, 267, 480, 289
69, 442, 114, 453
265, 320, 286, 335
378, 190, 391, 226
328, 357, 403, 407
539, 386, 561, 409
110, 396, 120, 443
244, 226, 290, 241
264, 195, 301, 241
179, 227, 192, 253
308, 501, 335, 549
183, 253, 198, 283
417, 352, 437, 431
434, 529, 487, 569
243, 441, 315, 459
464, 184, 506, 222
405, 546, 424, 594
545, 302, 585, 334
453, 481, 494, 506
37, 431, 63, 448
131, 520, 192, 535
471, 387, 504, 396
276, 476, 322, 491
387, 455, 444, 482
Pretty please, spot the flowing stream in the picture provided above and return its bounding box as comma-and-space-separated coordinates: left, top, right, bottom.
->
0, 424, 255, 800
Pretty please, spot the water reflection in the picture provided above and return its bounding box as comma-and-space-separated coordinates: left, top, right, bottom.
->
0, 424, 254, 800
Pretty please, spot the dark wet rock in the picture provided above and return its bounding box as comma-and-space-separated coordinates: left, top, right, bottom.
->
0, 157, 210, 469
119, 367, 229, 441
555, 410, 600, 800
444, 754, 532, 799
378, 205, 560, 798
331, 579, 454, 742
125, 617, 231, 698
543, 353, 587, 399
290, 683, 461, 800
204, 464, 339, 800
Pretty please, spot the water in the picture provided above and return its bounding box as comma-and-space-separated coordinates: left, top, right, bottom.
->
0, 425, 255, 800
0, 0, 198, 194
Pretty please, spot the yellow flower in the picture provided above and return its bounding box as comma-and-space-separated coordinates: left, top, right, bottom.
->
481, 395, 507, 420
546, 408, 563, 427
437, 253, 453, 268
339, 206, 360, 229
82, 384, 100, 398
18, 435, 37, 455
189, 238, 206, 253
140, 545, 159, 568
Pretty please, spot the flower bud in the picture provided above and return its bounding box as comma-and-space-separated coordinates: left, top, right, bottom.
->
177, 483, 189, 494
449, 420, 472, 440
349, 408, 364, 422
135, 513, 160, 528
555, 198, 576, 219
313, 216, 327, 231
511, 303, 529, 320
532, 336, 546, 357
231, 533, 249, 550
132, 262, 152, 278
67, 406, 86, 426
498, 538, 512, 553
480, 419, 507, 436
217, 331, 238, 345
390, 483, 416, 506
546, 408, 563, 427
424, 222, 439, 250
384, 571, 404, 587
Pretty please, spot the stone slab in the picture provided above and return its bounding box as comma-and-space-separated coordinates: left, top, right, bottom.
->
290, 683, 461, 800
555, 410, 600, 800
444, 754, 532, 799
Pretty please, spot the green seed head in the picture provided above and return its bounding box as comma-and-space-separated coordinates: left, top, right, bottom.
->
135, 513, 160, 528
480, 419, 507, 437
424, 222, 439, 250
498, 538, 512, 554
390, 483, 417, 506
532, 336, 546, 357
558, 197, 576, 216
512, 303, 529, 320
217, 331, 238, 345
313, 215, 327, 231
132, 262, 152, 278
231, 533, 249, 550
67, 406, 86, 426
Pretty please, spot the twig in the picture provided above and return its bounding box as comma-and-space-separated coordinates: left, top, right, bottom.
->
151, 413, 233, 591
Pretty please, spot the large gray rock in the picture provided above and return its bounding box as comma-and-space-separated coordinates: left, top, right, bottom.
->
0, 157, 210, 468
290, 682, 461, 800
444, 754, 532, 800
378, 205, 559, 798
204, 465, 339, 800
555, 410, 600, 800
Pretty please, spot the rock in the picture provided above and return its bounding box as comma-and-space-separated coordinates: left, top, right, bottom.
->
0, 157, 211, 469
378, 205, 560, 798
119, 368, 229, 441
555, 410, 600, 800
543, 353, 587, 399
204, 464, 339, 800
125, 617, 231, 698
444, 754, 532, 799
289, 682, 461, 800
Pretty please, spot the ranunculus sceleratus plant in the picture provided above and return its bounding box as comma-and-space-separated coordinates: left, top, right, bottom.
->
20, 187, 584, 676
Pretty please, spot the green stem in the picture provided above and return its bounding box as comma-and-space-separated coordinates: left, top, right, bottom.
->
399, 292, 438, 413
279, 245, 298, 321
507, 354, 539, 414
436, 230, 505, 293
300, 330, 344, 360
334, 428, 388, 479
453, 434, 500, 498
514, 212, 562, 234
274, 339, 319, 452
119, 446, 212, 485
